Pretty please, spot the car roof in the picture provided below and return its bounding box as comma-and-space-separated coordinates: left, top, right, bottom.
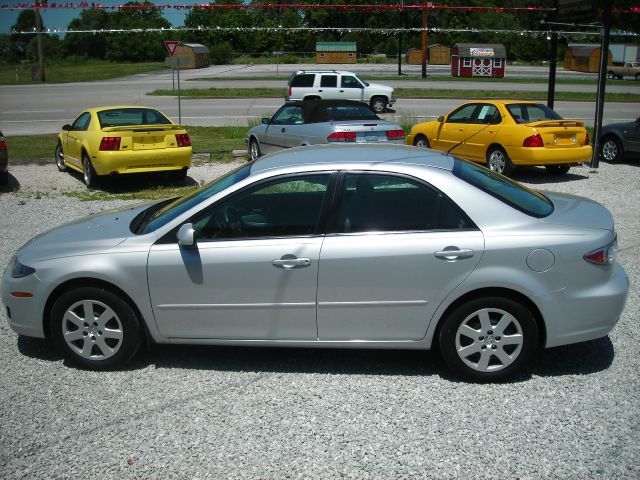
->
293, 70, 355, 75
250, 144, 455, 175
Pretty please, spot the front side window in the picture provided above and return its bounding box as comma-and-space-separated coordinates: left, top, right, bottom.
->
71, 112, 91, 131
447, 104, 478, 124
341, 76, 363, 89
453, 158, 553, 217
97, 108, 171, 128
474, 104, 500, 124
192, 174, 331, 240
271, 105, 304, 125
335, 173, 473, 233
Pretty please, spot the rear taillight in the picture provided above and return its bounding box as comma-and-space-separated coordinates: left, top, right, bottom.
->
584, 239, 617, 265
176, 133, 191, 147
584, 132, 590, 145
522, 134, 544, 148
327, 131, 356, 142
288, 85, 292, 97
0, 138, 6, 150
99, 137, 121, 151
386, 129, 405, 140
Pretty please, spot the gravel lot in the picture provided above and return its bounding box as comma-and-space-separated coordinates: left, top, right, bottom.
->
0, 159, 638, 479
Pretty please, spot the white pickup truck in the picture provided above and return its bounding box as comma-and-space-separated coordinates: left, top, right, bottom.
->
606, 62, 640, 80
286, 70, 396, 113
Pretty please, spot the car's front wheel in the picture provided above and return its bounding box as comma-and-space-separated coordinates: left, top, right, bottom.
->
601, 136, 623, 163
607, 71, 615, 79
82, 153, 99, 188
487, 146, 513, 176
55, 142, 67, 172
545, 164, 571, 175
50, 287, 142, 370
439, 297, 538, 382
370, 96, 387, 114
413, 134, 431, 148
249, 138, 262, 162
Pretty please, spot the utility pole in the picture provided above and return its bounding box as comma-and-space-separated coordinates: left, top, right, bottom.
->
591, 0, 613, 168
397, 0, 404, 76
421, 1, 428, 78
34, 2, 46, 82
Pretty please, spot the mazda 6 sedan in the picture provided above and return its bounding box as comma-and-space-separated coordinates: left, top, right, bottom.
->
246, 100, 404, 161
55, 106, 192, 188
1, 144, 628, 382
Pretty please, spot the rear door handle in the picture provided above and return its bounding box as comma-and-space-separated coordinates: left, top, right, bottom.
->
434, 248, 474, 261
272, 255, 312, 270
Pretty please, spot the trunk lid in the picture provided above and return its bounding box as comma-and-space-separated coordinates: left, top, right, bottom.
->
526, 120, 588, 149
541, 192, 614, 232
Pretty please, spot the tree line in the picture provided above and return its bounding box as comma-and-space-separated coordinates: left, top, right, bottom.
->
1, 0, 637, 65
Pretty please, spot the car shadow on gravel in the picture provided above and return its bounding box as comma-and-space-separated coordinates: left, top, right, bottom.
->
67, 169, 199, 192
0, 172, 21, 193
513, 166, 590, 184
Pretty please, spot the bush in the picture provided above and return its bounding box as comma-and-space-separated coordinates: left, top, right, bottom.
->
210, 42, 234, 65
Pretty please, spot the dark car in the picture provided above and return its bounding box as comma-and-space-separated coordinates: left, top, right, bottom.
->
0, 131, 8, 184
599, 117, 640, 163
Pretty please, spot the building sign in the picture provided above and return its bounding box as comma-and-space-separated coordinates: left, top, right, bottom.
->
470, 48, 495, 57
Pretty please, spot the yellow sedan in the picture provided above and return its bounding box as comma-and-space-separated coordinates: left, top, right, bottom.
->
406, 100, 592, 176
55, 106, 192, 188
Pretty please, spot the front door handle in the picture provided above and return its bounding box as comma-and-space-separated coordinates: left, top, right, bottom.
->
434, 248, 474, 261
272, 255, 312, 270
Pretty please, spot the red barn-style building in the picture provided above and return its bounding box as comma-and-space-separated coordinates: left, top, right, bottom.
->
451, 43, 506, 78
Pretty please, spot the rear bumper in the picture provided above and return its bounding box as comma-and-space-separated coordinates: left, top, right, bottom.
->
507, 145, 592, 166
91, 147, 192, 175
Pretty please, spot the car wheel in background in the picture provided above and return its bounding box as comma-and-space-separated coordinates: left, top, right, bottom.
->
249, 138, 262, 162
607, 71, 615, 79
600, 136, 622, 163
370, 96, 387, 114
82, 153, 99, 188
545, 164, 571, 175
50, 287, 142, 370
171, 167, 188, 181
439, 296, 538, 382
413, 135, 431, 148
55, 142, 67, 172
0, 171, 7, 185
487, 146, 513, 176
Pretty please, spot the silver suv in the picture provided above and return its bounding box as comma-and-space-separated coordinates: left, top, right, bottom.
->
286, 70, 396, 113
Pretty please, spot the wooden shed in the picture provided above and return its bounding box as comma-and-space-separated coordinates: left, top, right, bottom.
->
429, 44, 451, 65
172, 43, 210, 69
451, 43, 506, 78
564, 44, 612, 72
316, 42, 357, 64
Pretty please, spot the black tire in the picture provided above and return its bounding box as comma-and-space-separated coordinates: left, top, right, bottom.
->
636, 73, 640, 81
600, 136, 623, 163
413, 134, 431, 148
0, 170, 8, 185
439, 296, 538, 382
486, 146, 513, 176
545, 164, 571, 175
171, 167, 188, 181
82, 153, 99, 189
55, 142, 67, 172
370, 96, 387, 114
50, 286, 142, 370
249, 138, 262, 162
607, 71, 615, 79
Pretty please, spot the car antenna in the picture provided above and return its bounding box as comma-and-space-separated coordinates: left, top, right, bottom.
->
443, 113, 505, 157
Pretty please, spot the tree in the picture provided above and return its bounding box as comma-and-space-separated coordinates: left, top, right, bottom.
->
10, 9, 39, 59
63, 9, 110, 59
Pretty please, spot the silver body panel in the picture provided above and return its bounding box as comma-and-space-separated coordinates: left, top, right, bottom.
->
2, 145, 629, 354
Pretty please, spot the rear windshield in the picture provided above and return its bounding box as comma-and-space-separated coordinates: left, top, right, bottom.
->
506, 104, 562, 124
97, 108, 171, 128
290, 74, 315, 88
306, 103, 379, 123
453, 159, 553, 218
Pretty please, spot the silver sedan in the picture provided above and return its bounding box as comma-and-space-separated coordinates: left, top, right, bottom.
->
246, 100, 405, 161
1, 144, 629, 381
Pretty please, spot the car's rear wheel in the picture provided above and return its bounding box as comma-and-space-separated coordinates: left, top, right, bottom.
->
413, 135, 430, 148
82, 153, 99, 188
171, 167, 188, 181
607, 71, 615, 79
370, 97, 387, 114
636, 73, 640, 81
545, 164, 571, 175
0, 171, 7, 185
50, 287, 142, 370
249, 138, 262, 162
55, 142, 67, 172
600, 136, 622, 163
487, 146, 513, 176
439, 297, 538, 382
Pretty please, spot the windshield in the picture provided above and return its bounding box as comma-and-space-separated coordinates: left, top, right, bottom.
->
453, 158, 553, 218
141, 163, 252, 233
97, 108, 172, 128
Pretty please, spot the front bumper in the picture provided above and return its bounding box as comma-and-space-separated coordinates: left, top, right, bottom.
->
1, 266, 46, 338
91, 147, 192, 176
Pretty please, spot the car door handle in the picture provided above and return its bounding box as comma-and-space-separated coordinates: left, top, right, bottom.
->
281, 128, 286, 133
340, 90, 344, 92
272, 256, 312, 270
434, 248, 474, 261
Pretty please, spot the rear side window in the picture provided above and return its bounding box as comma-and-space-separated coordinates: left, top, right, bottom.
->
320, 75, 337, 87
291, 74, 315, 88
453, 159, 553, 218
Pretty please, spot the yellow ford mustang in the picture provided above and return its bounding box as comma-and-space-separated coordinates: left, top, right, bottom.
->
55, 106, 192, 188
406, 100, 592, 176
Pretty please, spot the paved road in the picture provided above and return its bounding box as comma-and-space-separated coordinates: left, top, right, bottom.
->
1, 64, 638, 135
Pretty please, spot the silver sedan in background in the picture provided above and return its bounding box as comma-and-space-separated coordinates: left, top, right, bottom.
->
246, 100, 405, 161
1, 145, 629, 381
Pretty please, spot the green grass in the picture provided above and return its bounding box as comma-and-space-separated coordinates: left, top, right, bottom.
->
62, 183, 201, 202
0, 61, 166, 85
149, 87, 640, 102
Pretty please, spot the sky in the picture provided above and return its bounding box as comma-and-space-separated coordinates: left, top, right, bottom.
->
0, 1, 188, 35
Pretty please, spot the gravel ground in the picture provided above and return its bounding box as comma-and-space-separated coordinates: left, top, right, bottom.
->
0, 160, 638, 479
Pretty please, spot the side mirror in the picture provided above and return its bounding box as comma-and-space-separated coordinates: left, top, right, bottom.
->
437, 116, 444, 123
177, 223, 195, 247
262, 117, 270, 125
62, 124, 72, 131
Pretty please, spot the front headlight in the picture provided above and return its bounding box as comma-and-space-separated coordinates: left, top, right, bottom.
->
10, 256, 36, 278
